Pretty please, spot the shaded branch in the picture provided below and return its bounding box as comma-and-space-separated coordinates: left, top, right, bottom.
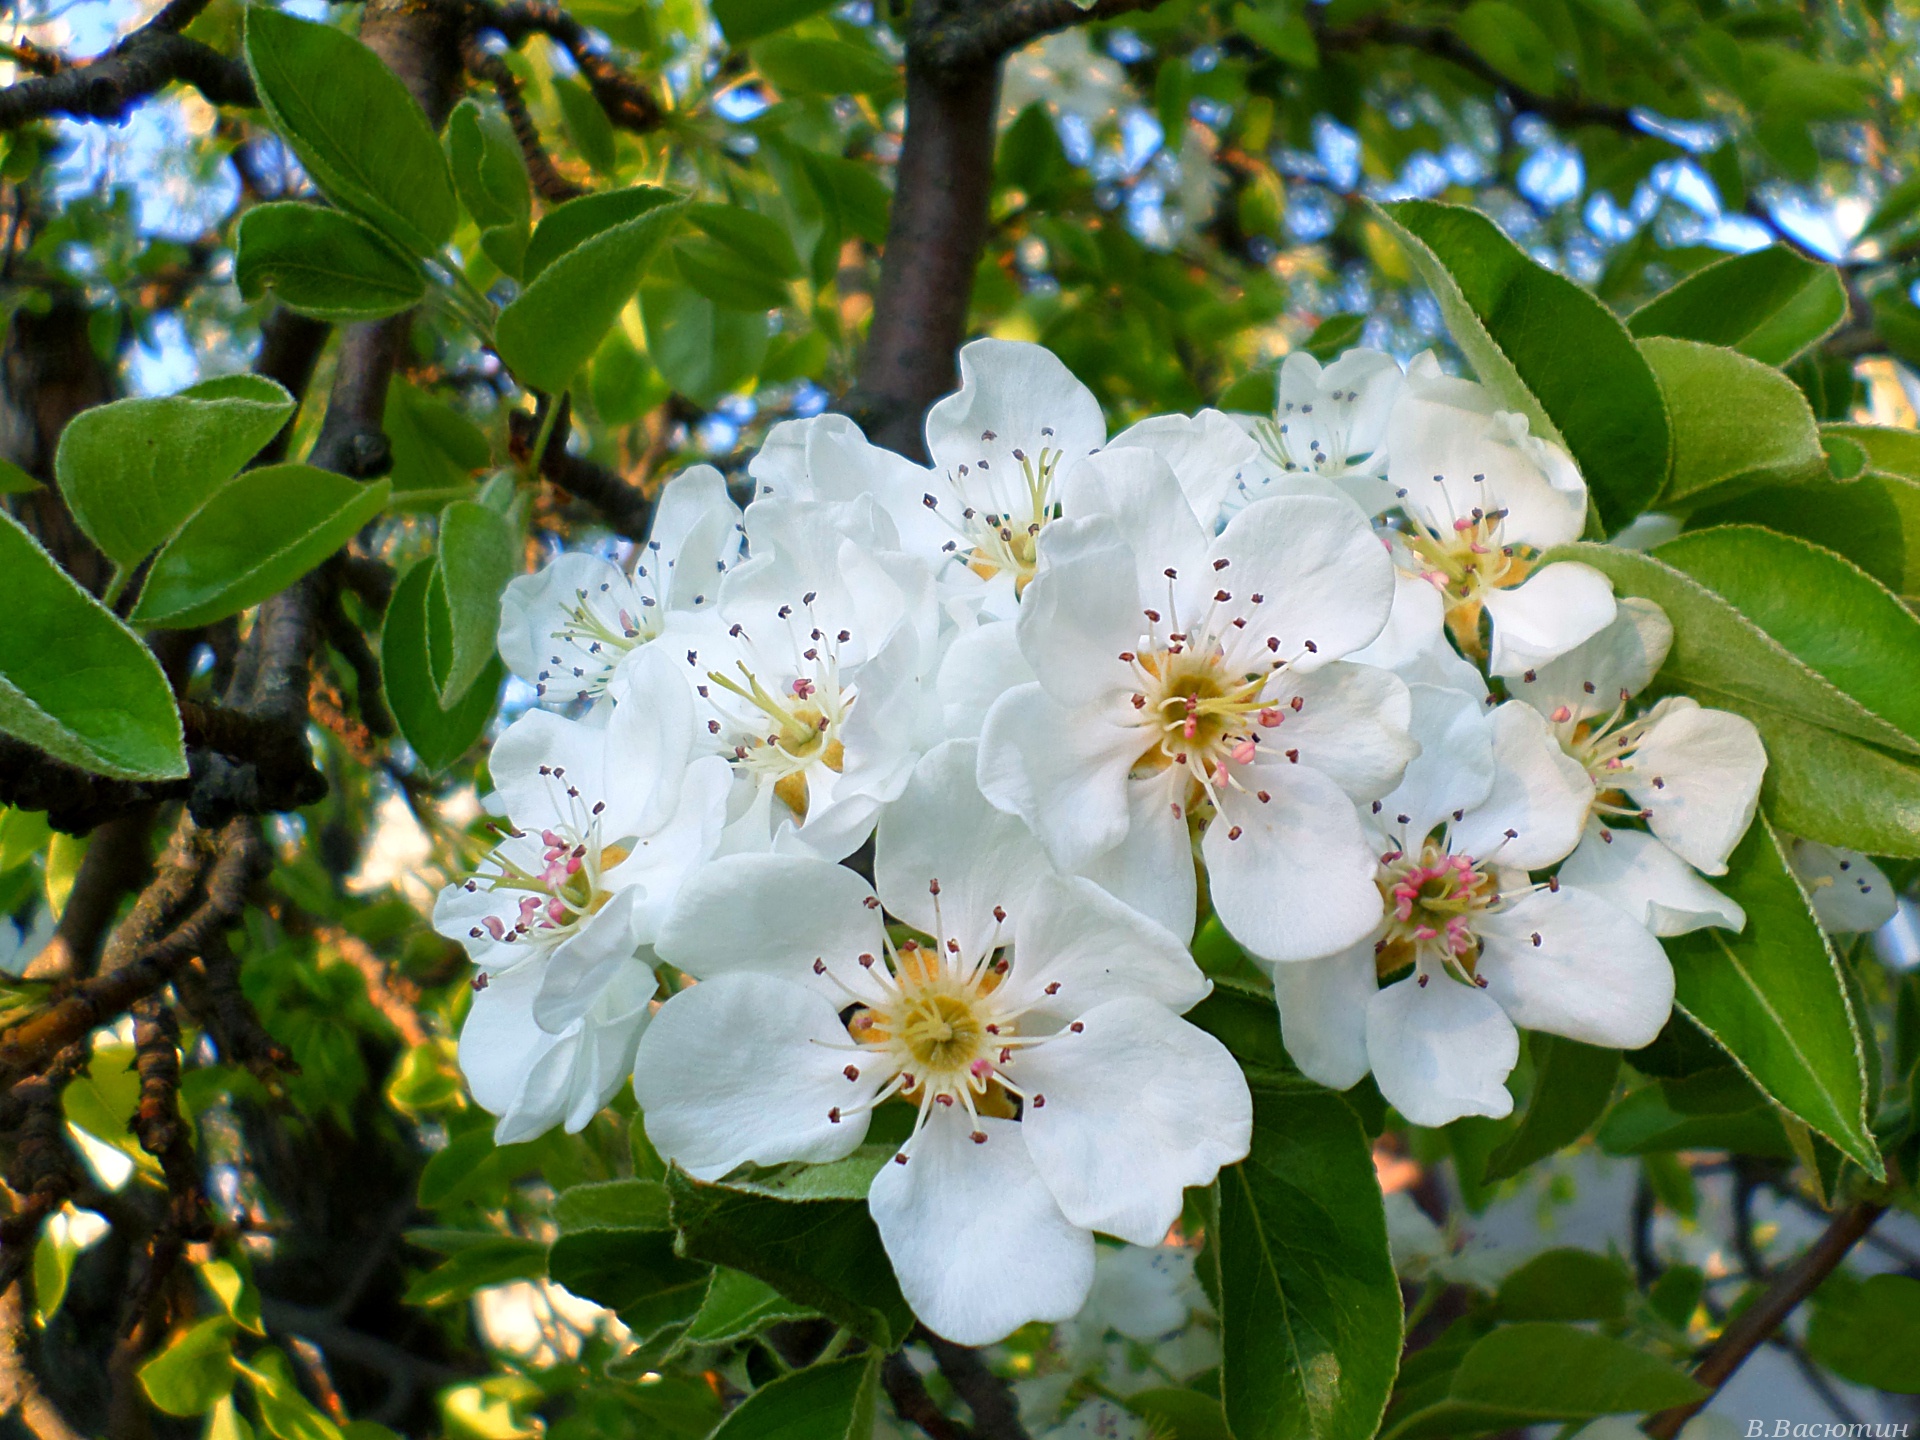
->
462, 35, 587, 203
912, 0, 1166, 73
926, 1337, 1030, 1440
476, 0, 663, 132
882, 1352, 971, 1440
508, 396, 656, 540
1642, 1198, 1888, 1440
0, 8, 255, 132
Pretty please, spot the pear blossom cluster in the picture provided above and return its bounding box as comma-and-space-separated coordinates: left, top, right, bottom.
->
437, 338, 1787, 1344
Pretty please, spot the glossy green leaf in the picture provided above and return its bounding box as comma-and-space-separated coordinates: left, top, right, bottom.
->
0, 511, 185, 781
1862, 172, 1920, 240
1656, 526, 1920, 751
1627, 245, 1849, 365
712, 0, 837, 44
1126, 1388, 1234, 1440
639, 280, 770, 407
1807, 1274, 1920, 1394
234, 203, 425, 323
687, 203, 803, 279
1666, 815, 1879, 1175
138, 1316, 237, 1416
243, 7, 457, 256
402, 1236, 546, 1305
665, 1167, 913, 1350
0, 457, 39, 493
1187, 975, 1291, 1073
199, 1258, 266, 1336
673, 237, 793, 311
434, 500, 516, 706
554, 77, 618, 177
1702, 700, 1920, 859
497, 204, 684, 394
1495, 1250, 1631, 1322
1482, 1034, 1619, 1183
1687, 470, 1920, 597
682, 1268, 816, 1346
446, 99, 530, 231
1596, 1071, 1795, 1158
1828, 421, 1920, 479
750, 35, 897, 95
1548, 542, 1920, 757
555, 1178, 673, 1233
54, 376, 296, 569
524, 185, 681, 284
1381, 1324, 1703, 1439
132, 466, 390, 628
1303, 312, 1366, 362
238, 1348, 343, 1440
546, 1225, 709, 1333
709, 1354, 879, 1440
1639, 338, 1825, 508
1215, 1071, 1400, 1440
0, 805, 52, 870
382, 559, 503, 775
1453, 2, 1560, 95
385, 377, 492, 503
1374, 199, 1669, 531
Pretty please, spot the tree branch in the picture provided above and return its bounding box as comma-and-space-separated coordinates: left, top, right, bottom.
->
474, 0, 664, 133
925, 1337, 1029, 1440
882, 1352, 971, 1440
1642, 1197, 1888, 1440
508, 396, 656, 540
0, 7, 255, 133
912, 0, 1164, 73
462, 35, 588, 203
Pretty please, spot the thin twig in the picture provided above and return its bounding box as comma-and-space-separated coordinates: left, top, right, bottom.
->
882, 1352, 971, 1440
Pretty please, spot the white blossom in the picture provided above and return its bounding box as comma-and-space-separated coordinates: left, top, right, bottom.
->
634, 741, 1248, 1344
1225, 348, 1404, 520
1270, 684, 1671, 1127
1788, 838, 1898, 934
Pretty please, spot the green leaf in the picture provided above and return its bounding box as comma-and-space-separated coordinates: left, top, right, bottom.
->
1627, 245, 1849, 366
1711, 703, 1920, 859
1862, 172, 1920, 241
1215, 1071, 1401, 1440
403, 1236, 546, 1305
0, 512, 185, 781
639, 281, 770, 407
750, 35, 897, 95
132, 466, 390, 629
554, 1178, 672, 1233
385, 377, 492, 503
1666, 815, 1880, 1175
1807, 1274, 1920, 1394
54, 376, 296, 570
665, 1167, 913, 1350
546, 1226, 709, 1335
1382, 1324, 1703, 1439
237, 1349, 342, 1440
1548, 543, 1920, 757
243, 7, 457, 256
687, 202, 804, 279
381, 559, 503, 775
1187, 975, 1291, 1073
0, 806, 51, 870
0, 457, 39, 493
234, 203, 426, 323
709, 1354, 880, 1440
199, 1258, 267, 1336
1686, 469, 1920, 597
1481, 1034, 1619, 1182
793, 150, 890, 246
1638, 339, 1825, 509
1303, 312, 1366, 363
1596, 1071, 1795, 1157
682, 1268, 816, 1347
713, 0, 837, 44
1495, 1249, 1631, 1322
434, 500, 516, 706
524, 185, 681, 284
1373, 199, 1670, 531
1453, 2, 1561, 96
554, 77, 618, 177
1125, 1388, 1234, 1440
672, 237, 793, 312
138, 1316, 236, 1417
1232, 2, 1318, 69
497, 204, 684, 394
1656, 526, 1920, 751
447, 98, 530, 231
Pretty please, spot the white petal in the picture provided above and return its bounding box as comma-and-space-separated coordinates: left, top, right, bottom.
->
1270, 939, 1378, 1091
612, 754, 735, 942
977, 683, 1142, 871
1507, 596, 1671, 723
1789, 839, 1899, 934
924, 338, 1106, 496
601, 642, 698, 834
1074, 777, 1199, 943
747, 415, 946, 563
876, 739, 1051, 960
1484, 562, 1618, 679
1625, 699, 1766, 875
1476, 886, 1674, 1050
488, 709, 622, 835
1211, 495, 1396, 670
1557, 824, 1746, 936
1266, 662, 1417, 802
1365, 973, 1518, 1128
496, 551, 637, 696
1103, 408, 1266, 529
1375, 682, 1495, 849
1205, 766, 1383, 963
1016, 997, 1251, 1246
1056, 446, 1212, 598
633, 973, 888, 1180
868, 1109, 1095, 1346
1019, 516, 1143, 708
937, 618, 1035, 739
650, 464, 744, 612
531, 886, 648, 1031
1347, 570, 1447, 675
1450, 702, 1591, 870
655, 853, 887, 1003
1001, 872, 1210, 1018
434, 875, 527, 972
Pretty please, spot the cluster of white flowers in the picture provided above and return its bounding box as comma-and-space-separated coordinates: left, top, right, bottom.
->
436, 339, 1781, 1345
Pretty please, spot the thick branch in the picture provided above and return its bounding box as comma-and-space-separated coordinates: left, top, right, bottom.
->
912, 0, 1164, 73
478, 0, 663, 132
1642, 1198, 1888, 1440
508, 397, 655, 540
462, 36, 587, 203
0, 23, 255, 132
882, 1353, 970, 1440
925, 1338, 1029, 1440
